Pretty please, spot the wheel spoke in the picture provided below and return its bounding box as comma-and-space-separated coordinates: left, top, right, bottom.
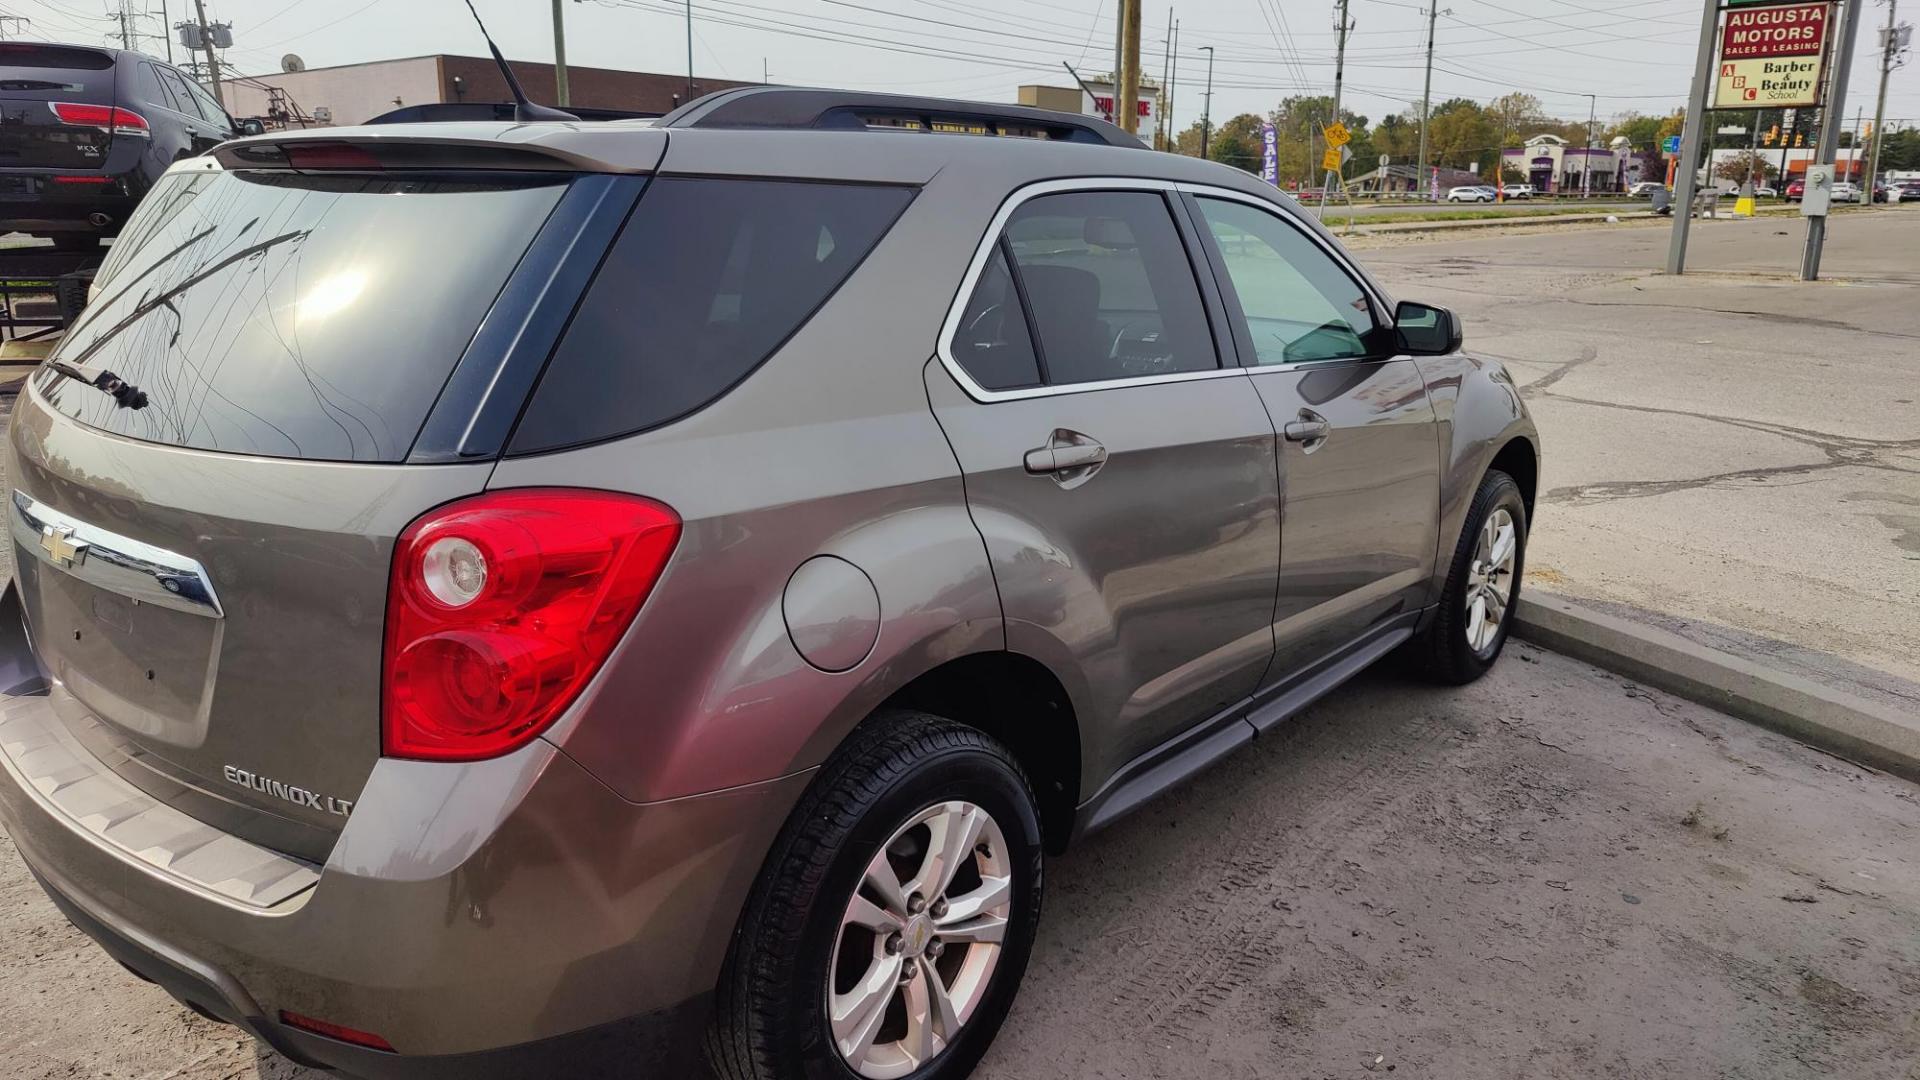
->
920, 957, 964, 1044
935, 912, 1008, 946
938, 873, 1011, 927
914, 803, 987, 900
831, 954, 902, 1065
863, 849, 910, 918
900, 962, 939, 1066
1467, 595, 1487, 648
845, 893, 901, 934
1489, 523, 1516, 569
1484, 583, 1508, 622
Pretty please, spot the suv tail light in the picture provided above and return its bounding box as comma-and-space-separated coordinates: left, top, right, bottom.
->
382, 490, 681, 762
48, 101, 149, 137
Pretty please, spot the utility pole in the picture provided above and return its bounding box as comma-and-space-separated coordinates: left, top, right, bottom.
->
1866, 1, 1907, 200
1582, 93, 1596, 198
1803, 0, 1864, 280
685, 0, 695, 100
160, 0, 172, 62
1118, 0, 1141, 136
1416, 4, 1443, 201
1199, 45, 1214, 159
1168, 19, 1179, 148
1666, 0, 1722, 275
551, 0, 570, 106
1159, 8, 1173, 150
191, 0, 220, 98
1320, 0, 1352, 218
115, 2, 134, 49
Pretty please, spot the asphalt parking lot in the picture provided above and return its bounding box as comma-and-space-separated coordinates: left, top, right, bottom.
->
5, 636, 1919, 1078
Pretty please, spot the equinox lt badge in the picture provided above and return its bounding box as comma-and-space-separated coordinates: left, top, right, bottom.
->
223, 765, 353, 817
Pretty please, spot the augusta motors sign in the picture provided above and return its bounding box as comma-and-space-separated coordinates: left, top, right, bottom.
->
1714, 2, 1830, 108
1721, 2, 1829, 60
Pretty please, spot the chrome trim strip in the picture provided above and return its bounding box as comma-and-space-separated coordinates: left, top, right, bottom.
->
934, 176, 1408, 402
10, 491, 224, 618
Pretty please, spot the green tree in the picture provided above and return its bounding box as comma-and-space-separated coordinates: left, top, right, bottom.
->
1879, 128, 1920, 172
1426, 98, 1495, 171
1485, 92, 1547, 149
1714, 152, 1777, 185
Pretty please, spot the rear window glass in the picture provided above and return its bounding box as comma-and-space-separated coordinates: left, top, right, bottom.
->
40, 168, 568, 462
0, 44, 114, 97
508, 177, 913, 454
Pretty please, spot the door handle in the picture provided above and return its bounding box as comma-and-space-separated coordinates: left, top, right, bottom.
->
1023, 429, 1107, 487
1283, 409, 1331, 448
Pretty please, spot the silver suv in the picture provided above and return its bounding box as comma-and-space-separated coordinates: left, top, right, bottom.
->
0, 89, 1538, 1080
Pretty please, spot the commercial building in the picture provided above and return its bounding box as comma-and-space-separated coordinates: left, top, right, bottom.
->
1018, 75, 1166, 146
1499, 134, 1644, 195
218, 54, 752, 128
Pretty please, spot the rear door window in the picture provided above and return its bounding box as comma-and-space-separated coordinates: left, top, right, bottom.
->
1001, 190, 1217, 386
157, 68, 206, 120
41, 168, 570, 462
184, 78, 228, 127
137, 62, 181, 112
509, 177, 913, 454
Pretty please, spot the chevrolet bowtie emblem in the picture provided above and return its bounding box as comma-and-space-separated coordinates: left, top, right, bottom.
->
39, 525, 87, 569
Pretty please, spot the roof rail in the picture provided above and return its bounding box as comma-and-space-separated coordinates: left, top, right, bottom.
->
656, 87, 1145, 149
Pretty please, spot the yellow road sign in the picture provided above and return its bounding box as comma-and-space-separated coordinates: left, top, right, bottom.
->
1322, 148, 1343, 172
1324, 122, 1352, 147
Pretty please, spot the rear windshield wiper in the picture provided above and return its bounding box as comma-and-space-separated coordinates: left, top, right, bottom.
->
44, 360, 147, 410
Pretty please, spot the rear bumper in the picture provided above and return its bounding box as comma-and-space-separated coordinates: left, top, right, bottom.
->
0, 588, 811, 1075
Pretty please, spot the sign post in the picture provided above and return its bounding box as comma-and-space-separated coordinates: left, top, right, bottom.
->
1667, 0, 1730, 275
1801, 0, 1861, 280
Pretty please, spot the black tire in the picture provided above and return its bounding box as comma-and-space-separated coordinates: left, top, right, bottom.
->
1411, 469, 1527, 685
707, 711, 1045, 1080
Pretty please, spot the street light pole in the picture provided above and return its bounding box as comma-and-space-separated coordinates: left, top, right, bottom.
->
1199, 45, 1215, 159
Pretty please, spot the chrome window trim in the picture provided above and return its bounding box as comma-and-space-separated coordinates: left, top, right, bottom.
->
10, 490, 224, 618
935, 176, 1248, 403
937, 177, 1412, 403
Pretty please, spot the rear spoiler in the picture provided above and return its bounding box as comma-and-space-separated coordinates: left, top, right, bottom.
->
211, 125, 664, 174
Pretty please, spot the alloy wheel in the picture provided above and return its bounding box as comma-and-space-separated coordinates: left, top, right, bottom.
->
1464, 507, 1517, 654
827, 800, 1013, 1078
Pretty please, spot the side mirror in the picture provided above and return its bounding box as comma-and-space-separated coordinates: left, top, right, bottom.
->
1393, 300, 1463, 356
237, 118, 266, 137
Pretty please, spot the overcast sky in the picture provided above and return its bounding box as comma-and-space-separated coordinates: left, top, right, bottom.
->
8, 0, 1915, 134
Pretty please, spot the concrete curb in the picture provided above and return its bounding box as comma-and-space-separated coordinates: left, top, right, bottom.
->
1514, 593, 1920, 782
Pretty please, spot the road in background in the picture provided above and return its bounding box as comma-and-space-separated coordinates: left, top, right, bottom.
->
1353, 208, 1920, 712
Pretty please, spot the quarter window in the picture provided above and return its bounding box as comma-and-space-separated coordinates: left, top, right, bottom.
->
1194, 196, 1378, 365
998, 190, 1216, 387
952, 243, 1042, 391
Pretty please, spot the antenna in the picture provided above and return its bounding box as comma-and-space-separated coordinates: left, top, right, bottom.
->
460, 0, 578, 123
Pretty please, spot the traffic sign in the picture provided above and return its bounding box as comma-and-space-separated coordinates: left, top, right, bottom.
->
1323, 122, 1351, 147
1321, 148, 1343, 171
1663, 134, 1682, 154
1378, 153, 1390, 167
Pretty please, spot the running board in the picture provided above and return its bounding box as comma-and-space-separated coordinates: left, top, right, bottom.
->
1071, 610, 1425, 841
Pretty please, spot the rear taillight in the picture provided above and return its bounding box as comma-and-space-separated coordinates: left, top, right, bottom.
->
48, 101, 149, 137
382, 489, 681, 762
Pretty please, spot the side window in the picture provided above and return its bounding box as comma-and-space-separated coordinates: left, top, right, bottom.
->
1002, 190, 1216, 386
1194, 196, 1378, 365
186, 80, 229, 128
509, 177, 914, 454
158, 68, 205, 119
137, 63, 178, 112
952, 243, 1042, 391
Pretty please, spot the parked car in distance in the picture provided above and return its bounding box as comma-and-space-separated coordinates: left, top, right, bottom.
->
1752, 185, 1777, 197
1786, 179, 1806, 201
1895, 180, 1920, 200
0, 87, 1539, 1080
1830, 181, 1862, 203
1628, 181, 1666, 197
0, 41, 234, 249
1447, 184, 1495, 202
1500, 183, 1533, 199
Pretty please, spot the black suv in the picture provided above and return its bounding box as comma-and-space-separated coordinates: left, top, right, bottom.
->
1, 42, 235, 250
